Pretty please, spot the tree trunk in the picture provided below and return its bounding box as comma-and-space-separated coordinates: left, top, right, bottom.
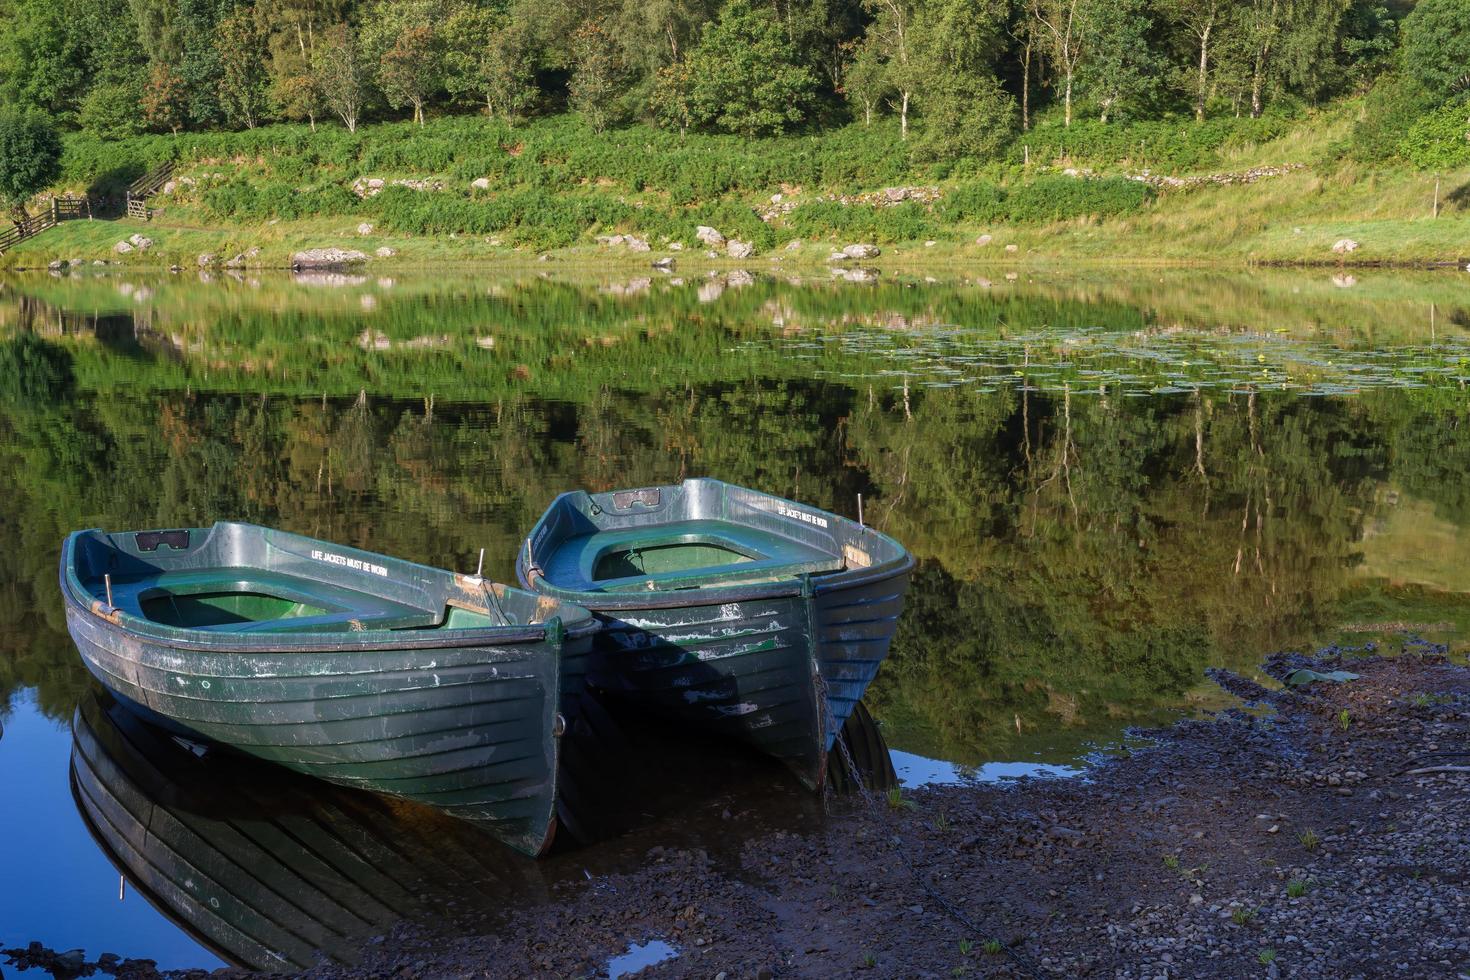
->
1064, 70, 1073, 127
1250, 52, 1265, 118
1196, 24, 1211, 122
900, 90, 909, 140
1021, 40, 1031, 131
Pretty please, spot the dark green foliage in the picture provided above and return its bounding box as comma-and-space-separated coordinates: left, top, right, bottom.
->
201, 180, 362, 221
0, 333, 73, 403
936, 176, 1153, 224
785, 200, 938, 243
1017, 114, 1295, 171
0, 109, 63, 213
683, 0, 817, 136
1399, 101, 1470, 170
1399, 0, 1470, 101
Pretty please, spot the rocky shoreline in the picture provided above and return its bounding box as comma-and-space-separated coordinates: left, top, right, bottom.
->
8, 646, 1469, 979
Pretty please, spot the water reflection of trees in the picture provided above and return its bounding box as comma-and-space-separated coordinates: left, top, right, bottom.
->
2, 304, 1468, 765
3, 382, 1463, 753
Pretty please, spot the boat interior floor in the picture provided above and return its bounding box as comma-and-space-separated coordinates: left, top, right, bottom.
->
541, 519, 842, 594
92, 568, 442, 634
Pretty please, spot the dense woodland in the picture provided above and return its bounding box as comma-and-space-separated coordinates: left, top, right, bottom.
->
0, 0, 1465, 162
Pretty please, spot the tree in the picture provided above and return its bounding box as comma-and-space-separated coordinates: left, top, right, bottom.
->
140, 61, 188, 134
842, 37, 890, 126
0, 0, 89, 117
1400, 0, 1470, 101
650, 60, 696, 134
272, 51, 324, 129
1161, 0, 1225, 121
1029, 0, 1087, 127
479, 23, 539, 122
1081, 0, 1160, 123
312, 22, 371, 133
379, 25, 442, 124
0, 110, 63, 221
569, 19, 628, 133
684, 0, 816, 136
77, 79, 147, 138
217, 9, 271, 129
860, 0, 918, 139
910, 0, 1015, 156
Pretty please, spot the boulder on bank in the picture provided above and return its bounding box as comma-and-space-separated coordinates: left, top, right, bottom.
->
976, 234, 993, 246
357, 222, 375, 236
291, 247, 369, 270
1332, 238, 1359, 255
696, 226, 726, 246
842, 243, 880, 259
471, 177, 491, 190
727, 240, 754, 259
375, 246, 397, 258
197, 253, 216, 268
224, 247, 260, 268
113, 241, 134, 255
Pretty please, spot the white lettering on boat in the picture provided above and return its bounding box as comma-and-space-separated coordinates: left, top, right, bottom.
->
310, 549, 389, 577
775, 504, 829, 529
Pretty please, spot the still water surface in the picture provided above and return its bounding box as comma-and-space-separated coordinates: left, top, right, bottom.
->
2, 267, 1468, 970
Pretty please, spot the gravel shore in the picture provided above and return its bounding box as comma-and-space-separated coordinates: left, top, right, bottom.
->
8, 647, 1469, 979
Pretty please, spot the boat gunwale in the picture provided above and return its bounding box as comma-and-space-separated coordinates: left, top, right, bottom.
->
61, 530, 599, 655
517, 480, 915, 612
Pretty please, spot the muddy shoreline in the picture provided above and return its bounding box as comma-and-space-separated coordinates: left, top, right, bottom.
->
9, 647, 1469, 979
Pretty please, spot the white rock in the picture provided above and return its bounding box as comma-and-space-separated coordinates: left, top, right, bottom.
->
924, 240, 936, 247
197, 253, 215, 267
976, 234, 993, 246
113, 241, 134, 254
784, 239, 802, 251
1331, 238, 1359, 254
375, 247, 397, 258
357, 222, 375, 235
1004, 244, 1019, 253
291, 247, 369, 269
471, 177, 491, 190
128, 234, 153, 250
727, 240, 754, 259
625, 236, 651, 252
705, 250, 720, 259
668, 242, 683, 251
696, 226, 726, 246
842, 243, 880, 259
827, 253, 848, 263
476, 336, 496, 349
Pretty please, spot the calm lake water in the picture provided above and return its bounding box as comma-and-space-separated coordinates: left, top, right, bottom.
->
2, 266, 1468, 972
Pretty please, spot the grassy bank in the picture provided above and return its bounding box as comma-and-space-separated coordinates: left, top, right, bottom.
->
4, 104, 1469, 270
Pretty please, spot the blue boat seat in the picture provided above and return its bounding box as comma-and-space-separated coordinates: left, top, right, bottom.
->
541, 519, 841, 593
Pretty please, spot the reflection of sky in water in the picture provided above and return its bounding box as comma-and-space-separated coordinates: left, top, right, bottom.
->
0, 695, 226, 975
607, 939, 680, 978
890, 749, 1083, 788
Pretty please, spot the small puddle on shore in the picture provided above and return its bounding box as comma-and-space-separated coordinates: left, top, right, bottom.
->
891, 749, 1083, 788
607, 939, 679, 978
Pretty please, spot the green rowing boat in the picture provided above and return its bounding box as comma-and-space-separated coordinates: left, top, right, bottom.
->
60, 522, 597, 856
517, 478, 914, 789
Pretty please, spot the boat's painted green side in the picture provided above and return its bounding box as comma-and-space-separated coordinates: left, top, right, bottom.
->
60, 522, 598, 857
70, 690, 546, 971
518, 479, 913, 789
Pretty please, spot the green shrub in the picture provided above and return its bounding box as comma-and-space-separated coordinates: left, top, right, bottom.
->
1400, 100, 1470, 169
784, 200, 938, 243
934, 181, 1008, 223
1003, 175, 1153, 222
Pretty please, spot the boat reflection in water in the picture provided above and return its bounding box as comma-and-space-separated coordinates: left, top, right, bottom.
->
70, 687, 897, 971
70, 689, 551, 971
